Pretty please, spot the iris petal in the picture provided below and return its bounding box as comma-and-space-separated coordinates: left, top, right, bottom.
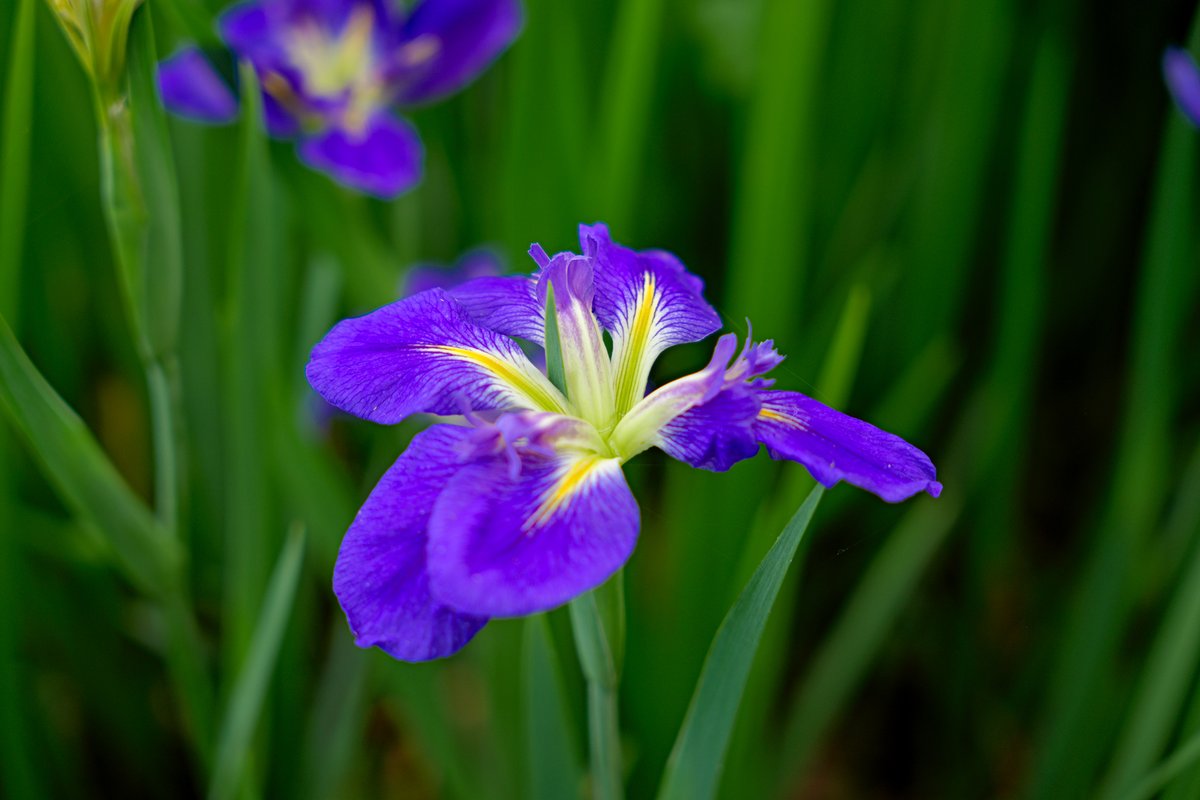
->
609, 333, 738, 461
1164, 47, 1200, 128
297, 113, 424, 198
580, 223, 722, 415
538, 254, 615, 430
657, 384, 762, 472
426, 447, 638, 617
447, 274, 545, 344
393, 0, 523, 105
754, 390, 942, 502
333, 425, 488, 661
156, 48, 240, 124
306, 288, 569, 424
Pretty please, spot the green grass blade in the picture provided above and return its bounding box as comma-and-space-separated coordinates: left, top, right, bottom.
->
1028, 17, 1200, 797
524, 616, 583, 800
1099, 493, 1200, 798
0, 314, 180, 597
302, 631, 369, 800
0, 1, 43, 795
1117, 729, 1200, 800
153, 0, 217, 47
718, 282, 871, 798
223, 63, 282, 675
0, 0, 33, 320
207, 526, 306, 800
657, 486, 824, 800
592, 0, 666, 232
569, 590, 621, 800
382, 662, 487, 800
125, 7, 188, 533
726, 0, 833, 341
777, 496, 961, 789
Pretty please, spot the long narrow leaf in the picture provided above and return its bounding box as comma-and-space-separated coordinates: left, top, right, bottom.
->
0, 1, 44, 795
208, 527, 306, 800
223, 64, 281, 675
593, 0, 666, 232
0, 315, 180, 597
777, 497, 961, 787
524, 616, 583, 800
657, 485, 824, 800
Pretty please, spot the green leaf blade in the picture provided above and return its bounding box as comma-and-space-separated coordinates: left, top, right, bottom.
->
0, 316, 180, 598
524, 616, 584, 800
657, 485, 824, 800
208, 527, 307, 800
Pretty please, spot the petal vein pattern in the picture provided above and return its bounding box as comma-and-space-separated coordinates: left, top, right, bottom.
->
333, 425, 488, 661
307, 289, 568, 423
582, 223, 722, 415
428, 450, 638, 617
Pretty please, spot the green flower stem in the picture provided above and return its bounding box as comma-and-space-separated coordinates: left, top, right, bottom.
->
87, 6, 208, 762
96, 97, 184, 537
570, 589, 623, 800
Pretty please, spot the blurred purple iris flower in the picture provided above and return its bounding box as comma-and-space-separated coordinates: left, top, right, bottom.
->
307, 223, 942, 661
402, 247, 504, 296
156, 0, 522, 197
1164, 47, 1200, 127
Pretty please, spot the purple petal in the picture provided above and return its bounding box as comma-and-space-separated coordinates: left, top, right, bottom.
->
754, 390, 942, 502
1165, 47, 1200, 127
403, 248, 505, 296
578, 223, 723, 413
263, 92, 301, 137
447, 275, 545, 344
334, 425, 488, 661
657, 384, 762, 471
218, 2, 290, 72
157, 48, 239, 124
306, 288, 567, 424
392, 0, 523, 105
537, 254, 614, 426
609, 333, 738, 459
427, 447, 638, 617
297, 114, 424, 198
285, 0, 396, 31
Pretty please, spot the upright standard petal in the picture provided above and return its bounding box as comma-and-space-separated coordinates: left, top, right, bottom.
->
157, 48, 239, 124
427, 444, 638, 617
334, 426, 488, 661
580, 223, 722, 415
392, 0, 523, 105
538, 254, 615, 430
1164, 47, 1200, 127
754, 390, 942, 502
306, 289, 569, 424
297, 113, 424, 198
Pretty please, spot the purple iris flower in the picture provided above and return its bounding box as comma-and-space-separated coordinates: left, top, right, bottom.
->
402, 247, 504, 296
1164, 47, 1200, 127
307, 223, 943, 661
156, 0, 522, 197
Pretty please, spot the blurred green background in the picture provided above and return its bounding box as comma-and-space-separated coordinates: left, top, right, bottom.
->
1, 0, 1199, 797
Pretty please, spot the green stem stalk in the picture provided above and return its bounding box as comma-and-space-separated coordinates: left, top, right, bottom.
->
570, 590, 623, 800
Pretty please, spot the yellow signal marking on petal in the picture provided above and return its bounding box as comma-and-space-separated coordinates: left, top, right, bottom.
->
523, 456, 604, 532
614, 272, 658, 415
427, 346, 565, 413
758, 407, 806, 429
